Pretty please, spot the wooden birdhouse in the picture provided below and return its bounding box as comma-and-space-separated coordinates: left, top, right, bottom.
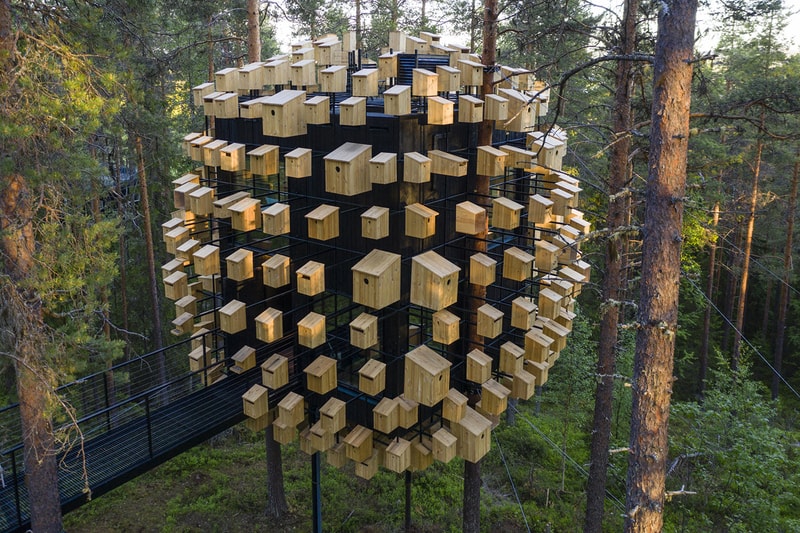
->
404, 345, 451, 406
403, 152, 431, 183
201, 93, 223, 117
291, 46, 314, 62
528, 131, 565, 172
454, 201, 485, 235
499, 341, 525, 375
352, 68, 378, 97
502, 247, 534, 282
427, 96, 453, 125
262, 90, 307, 138
263, 59, 290, 86
541, 318, 570, 353
361, 206, 390, 240
477, 304, 504, 339
536, 240, 560, 273
373, 397, 399, 434
454, 407, 492, 462
556, 181, 582, 208
213, 92, 239, 119
230, 345, 256, 374
171, 312, 193, 336
538, 287, 563, 319
220, 143, 246, 172
383, 84, 411, 116
193, 245, 220, 276
278, 391, 305, 426
526, 360, 549, 387
304, 355, 337, 394
239, 96, 267, 119
161, 257, 184, 279
457, 59, 484, 86
385, 438, 411, 473
173, 181, 200, 210
355, 451, 379, 480
175, 239, 200, 263
262, 254, 290, 288
406, 34, 428, 53
511, 296, 537, 330
309, 421, 334, 452
436, 65, 461, 92
369, 153, 397, 185
273, 418, 296, 445
491, 197, 523, 230
290, 59, 316, 87
432, 309, 460, 345
550, 188, 573, 218
237, 62, 264, 91
481, 379, 510, 416
247, 144, 279, 176
484, 94, 508, 121
496, 88, 534, 132
458, 95, 484, 123
203, 139, 228, 167
305, 204, 339, 241
225, 248, 254, 282
319, 65, 347, 93
305, 95, 330, 125
242, 384, 268, 419
443, 388, 468, 423
358, 357, 386, 395
351, 313, 379, 350
324, 142, 372, 196
181, 133, 202, 157
469, 253, 496, 286
510, 369, 536, 400
284, 147, 312, 178
188, 345, 211, 372
412, 68, 438, 96
378, 52, 399, 79
175, 295, 197, 317
191, 82, 215, 107
529, 194, 554, 225
319, 397, 346, 434
429, 150, 467, 176
297, 312, 326, 348
261, 353, 289, 389
229, 197, 262, 232
213, 192, 250, 219
432, 428, 457, 463
262, 202, 290, 236
163, 271, 188, 301
410, 250, 460, 311
219, 299, 246, 334
315, 39, 341, 66
396, 395, 419, 428
255, 307, 283, 343
467, 349, 493, 383
339, 96, 366, 126
344, 425, 373, 462
296, 260, 325, 296
499, 144, 537, 169
405, 203, 438, 239
524, 328, 553, 363
326, 442, 347, 468
351, 249, 402, 310
214, 67, 239, 91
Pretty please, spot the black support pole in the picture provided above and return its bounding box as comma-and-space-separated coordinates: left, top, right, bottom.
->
312, 451, 322, 533
405, 470, 412, 531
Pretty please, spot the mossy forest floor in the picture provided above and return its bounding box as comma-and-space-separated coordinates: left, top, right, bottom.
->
62, 398, 600, 532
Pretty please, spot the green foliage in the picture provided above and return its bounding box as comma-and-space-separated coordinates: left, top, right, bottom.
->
666, 357, 800, 531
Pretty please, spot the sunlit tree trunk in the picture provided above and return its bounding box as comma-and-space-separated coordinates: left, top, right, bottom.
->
625, 0, 697, 530
699, 200, 719, 399
247, 0, 260, 63
585, 0, 638, 529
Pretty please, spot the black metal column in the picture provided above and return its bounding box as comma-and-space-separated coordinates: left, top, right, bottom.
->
312, 451, 322, 533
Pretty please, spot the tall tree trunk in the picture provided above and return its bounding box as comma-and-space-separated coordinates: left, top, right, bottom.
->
461, 1, 498, 531
265, 425, 288, 517
585, 0, 638, 529
135, 135, 166, 391
355, 0, 362, 50
1, 175, 64, 533
772, 157, 799, 399
113, 141, 132, 362
699, 201, 720, 399
625, 1, 697, 531
247, 0, 261, 63
721, 224, 742, 352
732, 115, 764, 370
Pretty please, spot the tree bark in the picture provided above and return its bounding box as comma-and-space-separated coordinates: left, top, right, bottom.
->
135, 135, 167, 394
585, 1, 638, 530
247, 0, 261, 63
625, 1, 697, 531
731, 115, 763, 369
265, 425, 288, 517
772, 158, 798, 399
1, 175, 64, 533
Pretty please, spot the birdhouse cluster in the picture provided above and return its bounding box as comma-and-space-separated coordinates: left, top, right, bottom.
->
165, 29, 590, 480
